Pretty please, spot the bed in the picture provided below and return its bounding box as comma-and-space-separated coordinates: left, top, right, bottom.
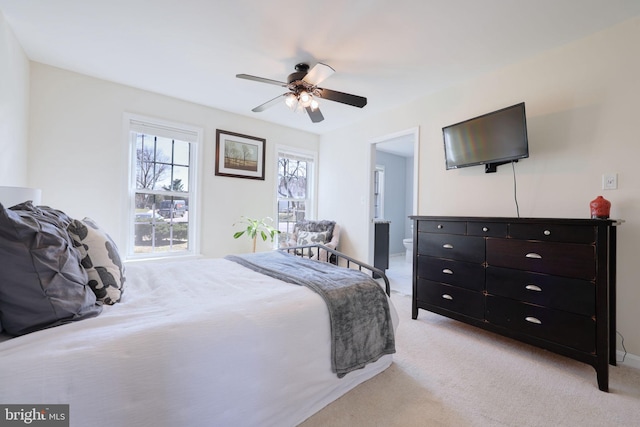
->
0, 202, 397, 427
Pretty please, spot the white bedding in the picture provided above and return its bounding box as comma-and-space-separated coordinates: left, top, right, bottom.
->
0, 257, 398, 427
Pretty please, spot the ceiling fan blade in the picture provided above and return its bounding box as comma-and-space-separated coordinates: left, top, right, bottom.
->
302, 63, 335, 86
252, 94, 287, 112
316, 87, 367, 108
305, 107, 324, 123
236, 74, 288, 87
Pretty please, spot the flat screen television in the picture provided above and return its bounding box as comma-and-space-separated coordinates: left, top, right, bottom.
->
443, 102, 529, 173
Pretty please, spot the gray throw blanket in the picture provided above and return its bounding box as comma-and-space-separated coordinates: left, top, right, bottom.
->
225, 251, 396, 377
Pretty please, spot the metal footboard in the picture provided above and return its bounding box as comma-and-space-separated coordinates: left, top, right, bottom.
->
279, 244, 391, 296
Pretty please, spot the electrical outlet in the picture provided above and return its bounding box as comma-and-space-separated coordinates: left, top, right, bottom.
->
602, 173, 618, 190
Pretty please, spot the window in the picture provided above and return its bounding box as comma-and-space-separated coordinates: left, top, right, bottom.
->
125, 114, 201, 259
276, 148, 316, 245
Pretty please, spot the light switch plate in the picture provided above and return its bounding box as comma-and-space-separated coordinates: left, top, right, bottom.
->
602, 173, 618, 190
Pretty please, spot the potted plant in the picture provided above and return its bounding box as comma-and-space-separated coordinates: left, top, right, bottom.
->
233, 216, 280, 252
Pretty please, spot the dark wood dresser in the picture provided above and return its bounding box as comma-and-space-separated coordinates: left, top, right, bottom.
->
411, 216, 619, 391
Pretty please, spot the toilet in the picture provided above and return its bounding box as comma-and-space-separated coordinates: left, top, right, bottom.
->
402, 238, 413, 263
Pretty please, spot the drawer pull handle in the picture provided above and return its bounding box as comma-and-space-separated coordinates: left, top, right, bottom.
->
525, 316, 542, 325
442, 268, 454, 275
442, 294, 453, 300
544, 230, 551, 236
437, 224, 444, 229
482, 227, 489, 232
443, 243, 454, 249
525, 253, 542, 259
525, 284, 542, 292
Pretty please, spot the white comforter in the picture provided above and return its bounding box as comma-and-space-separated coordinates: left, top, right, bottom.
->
0, 257, 398, 427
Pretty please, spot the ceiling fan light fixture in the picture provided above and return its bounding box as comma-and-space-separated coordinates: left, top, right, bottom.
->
285, 93, 298, 110
295, 102, 307, 114
298, 90, 312, 108
310, 98, 319, 111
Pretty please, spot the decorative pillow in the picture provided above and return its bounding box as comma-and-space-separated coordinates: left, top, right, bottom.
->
11, 201, 75, 227
67, 218, 125, 305
296, 220, 335, 237
0, 203, 102, 336
296, 230, 330, 257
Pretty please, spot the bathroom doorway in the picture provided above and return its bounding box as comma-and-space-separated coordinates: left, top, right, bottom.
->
369, 128, 419, 296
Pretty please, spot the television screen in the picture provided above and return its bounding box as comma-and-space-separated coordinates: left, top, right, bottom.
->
443, 102, 528, 171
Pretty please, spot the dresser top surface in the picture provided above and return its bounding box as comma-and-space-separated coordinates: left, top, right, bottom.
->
410, 216, 621, 226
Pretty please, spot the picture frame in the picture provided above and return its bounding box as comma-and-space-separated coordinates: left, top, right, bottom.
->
215, 129, 266, 180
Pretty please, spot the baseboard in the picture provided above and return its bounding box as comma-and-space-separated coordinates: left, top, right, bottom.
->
617, 350, 640, 370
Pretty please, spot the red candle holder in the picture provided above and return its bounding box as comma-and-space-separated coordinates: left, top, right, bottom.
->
590, 196, 611, 219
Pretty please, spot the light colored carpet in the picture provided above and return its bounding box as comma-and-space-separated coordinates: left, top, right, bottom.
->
300, 292, 640, 427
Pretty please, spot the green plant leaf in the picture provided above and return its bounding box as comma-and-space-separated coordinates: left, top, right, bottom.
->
233, 216, 280, 251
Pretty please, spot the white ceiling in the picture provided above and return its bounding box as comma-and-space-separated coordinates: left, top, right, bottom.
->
2, 0, 640, 135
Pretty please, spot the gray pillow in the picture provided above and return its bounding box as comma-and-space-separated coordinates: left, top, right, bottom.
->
0, 202, 102, 336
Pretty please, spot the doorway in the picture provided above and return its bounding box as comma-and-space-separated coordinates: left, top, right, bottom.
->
369, 128, 419, 295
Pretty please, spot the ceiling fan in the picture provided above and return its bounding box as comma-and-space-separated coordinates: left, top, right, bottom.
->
236, 63, 367, 123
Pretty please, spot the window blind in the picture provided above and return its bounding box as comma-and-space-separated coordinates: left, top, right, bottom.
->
129, 120, 199, 143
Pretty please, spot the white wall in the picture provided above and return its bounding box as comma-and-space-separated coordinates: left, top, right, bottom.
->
319, 17, 640, 357
27, 63, 319, 257
404, 155, 414, 238
0, 12, 29, 187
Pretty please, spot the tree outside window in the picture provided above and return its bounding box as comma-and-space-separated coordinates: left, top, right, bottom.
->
277, 150, 315, 245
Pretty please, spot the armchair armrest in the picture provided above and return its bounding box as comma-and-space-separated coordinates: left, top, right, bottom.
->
325, 224, 340, 249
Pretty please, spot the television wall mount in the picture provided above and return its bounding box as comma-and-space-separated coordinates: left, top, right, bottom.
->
485, 159, 518, 173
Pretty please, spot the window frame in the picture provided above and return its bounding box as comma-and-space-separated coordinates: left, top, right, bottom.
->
275, 145, 318, 246
123, 113, 202, 260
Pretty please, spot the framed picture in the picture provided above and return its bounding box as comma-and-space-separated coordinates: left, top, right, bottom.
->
215, 129, 266, 180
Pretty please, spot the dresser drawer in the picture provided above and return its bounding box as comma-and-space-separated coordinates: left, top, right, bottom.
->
485, 295, 595, 353
418, 220, 466, 235
417, 279, 484, 320
418, 233, 485, 263
508, 223, 595, 244
467, 222, 508, 238
417, 256, 484, 291
486, 238, 595, 280
486, 267, 595, 316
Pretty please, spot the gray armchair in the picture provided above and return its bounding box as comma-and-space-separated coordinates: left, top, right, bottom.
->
282, 220, 340, 262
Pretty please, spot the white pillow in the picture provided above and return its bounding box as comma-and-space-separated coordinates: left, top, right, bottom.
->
296, 230, 330, 256
67, 218, 125, 305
